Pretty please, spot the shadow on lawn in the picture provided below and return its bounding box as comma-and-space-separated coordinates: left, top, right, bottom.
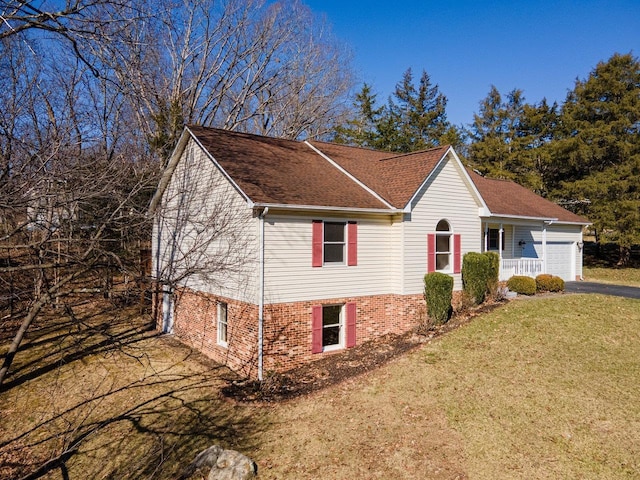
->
0, 300, 263, 480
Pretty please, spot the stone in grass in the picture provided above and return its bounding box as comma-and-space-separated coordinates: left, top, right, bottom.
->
181, 445, 257, 480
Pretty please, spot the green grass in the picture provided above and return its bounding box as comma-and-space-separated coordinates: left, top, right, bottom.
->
2, 295, 640, 479
583, 267, 640, 286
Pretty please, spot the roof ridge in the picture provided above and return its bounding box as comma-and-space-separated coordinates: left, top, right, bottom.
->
378, 145, 450, 162
187, 124, 300, 145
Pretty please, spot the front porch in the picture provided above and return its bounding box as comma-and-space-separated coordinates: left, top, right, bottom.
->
500, 258, 544, 281
481, 218, 583, 282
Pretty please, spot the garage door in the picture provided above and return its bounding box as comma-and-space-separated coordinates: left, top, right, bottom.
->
546, 242, 575, 281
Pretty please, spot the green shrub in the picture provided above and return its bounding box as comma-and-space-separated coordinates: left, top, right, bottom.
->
536, 274, 566, 292
484, 251, 500, 297
423, 272, 453, 324
535, 274, 554, 292
548, 275, 565, 292
462, 252, 490, 304
507, 275, 537, 295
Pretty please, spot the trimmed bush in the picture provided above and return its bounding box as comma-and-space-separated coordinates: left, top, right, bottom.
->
484, 251, 500, 297
507, 275, 537, 295
535, 274, 566, 292
548, 276, 565, 292
424, 272, 453, 325
462, 252, 490, 304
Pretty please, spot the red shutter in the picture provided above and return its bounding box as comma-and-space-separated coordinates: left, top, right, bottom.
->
312, 220, 323, 267
347, 221, 357, 266
346, 302, 356, 348
453, 234, 461, 274
427, 234, 436, 273
311, 305, 323, 353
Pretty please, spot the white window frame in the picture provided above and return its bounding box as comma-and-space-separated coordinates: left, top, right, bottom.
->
217, 302, 228, 348
435, 219, 452, 273
322, 304, 344, 351
323, 221, 346, 265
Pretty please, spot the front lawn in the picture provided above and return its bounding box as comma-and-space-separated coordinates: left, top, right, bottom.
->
583, 266, 640, 286
1, 294, 639, 479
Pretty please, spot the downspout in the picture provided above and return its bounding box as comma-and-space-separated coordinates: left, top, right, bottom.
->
257, 207, 269, 382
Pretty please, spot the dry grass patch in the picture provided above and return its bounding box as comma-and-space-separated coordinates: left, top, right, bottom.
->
3, 294, 639, 479
415, 294, 640, 479
583, 267, 640, 286
0, 301, 262, 480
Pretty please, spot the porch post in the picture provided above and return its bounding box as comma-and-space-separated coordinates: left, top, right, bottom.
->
498, 223, 503, 261
483, 223, 488, 252
542, 223, 547, 274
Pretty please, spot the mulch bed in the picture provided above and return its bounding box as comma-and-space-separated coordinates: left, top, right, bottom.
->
221, 300, 506, 403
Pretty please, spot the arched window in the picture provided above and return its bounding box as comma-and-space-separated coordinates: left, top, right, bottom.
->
435, 220, 452, 271
427, 220, 460, 274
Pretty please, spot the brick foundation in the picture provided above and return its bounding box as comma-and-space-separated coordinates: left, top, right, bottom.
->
161, 288, 428, 379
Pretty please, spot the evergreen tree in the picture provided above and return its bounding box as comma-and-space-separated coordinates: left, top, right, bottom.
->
385, 68, 451, 152
550, 53, 640, 262
333, 83, 383, 148
334, 68, 454, 153
468, 86, 558, 194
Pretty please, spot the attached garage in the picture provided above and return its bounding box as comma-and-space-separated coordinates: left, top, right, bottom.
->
546, 241, 576, 281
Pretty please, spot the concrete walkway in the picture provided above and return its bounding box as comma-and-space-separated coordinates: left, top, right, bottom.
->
565, 281, 640, 299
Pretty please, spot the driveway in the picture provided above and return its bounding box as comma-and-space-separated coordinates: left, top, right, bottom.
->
565, 281, 640, 299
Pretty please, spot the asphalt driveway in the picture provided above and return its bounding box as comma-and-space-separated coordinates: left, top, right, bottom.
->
565, 281, 640, 299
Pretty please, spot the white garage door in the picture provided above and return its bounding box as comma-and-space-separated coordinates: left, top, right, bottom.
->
546, 242, 575, 281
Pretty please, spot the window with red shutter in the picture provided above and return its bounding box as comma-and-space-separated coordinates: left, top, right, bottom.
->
453, 234, 461, 274
312, 220, 323, 267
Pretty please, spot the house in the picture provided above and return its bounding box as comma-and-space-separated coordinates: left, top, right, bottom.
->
151, 125, 589, 379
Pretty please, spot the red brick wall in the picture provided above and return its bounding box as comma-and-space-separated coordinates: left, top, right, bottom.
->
165, 288, 427, 378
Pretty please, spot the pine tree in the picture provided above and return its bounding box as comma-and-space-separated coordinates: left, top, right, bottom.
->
333, 84, 383, 148
550, 53, 640, 262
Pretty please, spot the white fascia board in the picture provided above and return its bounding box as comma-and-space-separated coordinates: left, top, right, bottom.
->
148, 128, 192, 216
482, 213, 558, 222
187, 126, 254, 208
304, 141, 396, 210
252, 202, 402, 215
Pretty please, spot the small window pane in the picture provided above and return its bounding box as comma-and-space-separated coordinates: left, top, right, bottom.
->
322, 305, 341, 326
324, 222, 345, 242
322, 305, 342, 347
436, 220, 450, 231
324, 244, 344, 263
217, 302, 228, 346
436, 253, 450, 271
436, 235, 450, 253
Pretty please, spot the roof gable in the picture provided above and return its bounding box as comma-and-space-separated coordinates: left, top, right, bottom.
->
187, 126, 390, 211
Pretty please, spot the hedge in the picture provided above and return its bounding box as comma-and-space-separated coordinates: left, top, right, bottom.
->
536, 274, 565, 292
507, 275, 537, 295
462, 252, 491, 304
424, 272, 453, 324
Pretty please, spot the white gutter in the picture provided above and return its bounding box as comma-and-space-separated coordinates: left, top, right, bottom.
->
251, 202, 402, 215
257, 206, 268, 382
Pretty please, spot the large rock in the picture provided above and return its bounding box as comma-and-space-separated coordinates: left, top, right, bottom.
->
181, 445, 257, 480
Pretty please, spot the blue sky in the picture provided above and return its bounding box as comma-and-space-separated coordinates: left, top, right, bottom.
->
303, 0, 640, 127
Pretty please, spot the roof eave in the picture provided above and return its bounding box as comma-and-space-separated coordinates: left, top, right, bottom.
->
482, 212, 591, 225
252, 202, 402, 215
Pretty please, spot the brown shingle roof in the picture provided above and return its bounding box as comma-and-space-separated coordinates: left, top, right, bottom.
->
307, 141, 449, 208
468, 169, 590, 223
187, 126, 389, 210
184, 126, 589, 224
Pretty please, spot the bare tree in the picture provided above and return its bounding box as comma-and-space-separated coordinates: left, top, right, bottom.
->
93, 0, 354, 159
151, 137, 255, 333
